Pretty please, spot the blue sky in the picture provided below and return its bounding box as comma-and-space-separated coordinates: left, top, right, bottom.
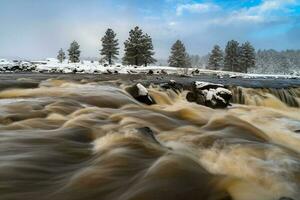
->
0, 0, 299, 59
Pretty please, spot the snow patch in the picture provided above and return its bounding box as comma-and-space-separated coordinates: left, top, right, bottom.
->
202, 88, 231, 104
0, 58, 299, 80
216, 87, 232, 95
136, 83, 148, 96
194, 81, 223, 89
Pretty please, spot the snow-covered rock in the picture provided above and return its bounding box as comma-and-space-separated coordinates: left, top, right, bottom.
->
136, 83, 148, 96
126, 83, 155, 105
187, 81, 232, 108
0, 59, 13, 71
0, 59, 11, 65
194, 81, 223, 89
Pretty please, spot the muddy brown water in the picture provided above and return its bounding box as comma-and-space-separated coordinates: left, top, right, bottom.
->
0, 74, 299, 200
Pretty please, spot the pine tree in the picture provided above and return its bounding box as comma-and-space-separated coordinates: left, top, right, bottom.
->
68, 41, 81, 63
100, 28, 119, 65
224, 40, 240, 72
141, 34, 156, 66
239, 42, 255, 73
57, 48, 66, 63
122, 27, 156, 66
168, 40, 190, 68
123, 26, 144, 66
207, 45, 223, 70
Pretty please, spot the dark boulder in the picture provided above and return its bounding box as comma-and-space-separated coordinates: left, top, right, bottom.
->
148, 69, 154, 75
10, 65, 22, 71
186, 92, 196, 102
191, 69, 200, 75
72, 68, 78, 73
126, 83, 155, 105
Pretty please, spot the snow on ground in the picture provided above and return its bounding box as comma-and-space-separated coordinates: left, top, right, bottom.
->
0, 59, 11, 65
0, 58, 299, 79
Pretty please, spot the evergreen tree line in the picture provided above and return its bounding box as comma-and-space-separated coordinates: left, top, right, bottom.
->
57, 26, 191, 68
192, 49, 300, 74
57, 27, 299, 74
207, 40, 255, 73
57, 27, 156, 65
57, 41, 81, 63
254, 49, 300, 74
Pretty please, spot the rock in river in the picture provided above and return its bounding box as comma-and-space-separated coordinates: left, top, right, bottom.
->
186, 81, 232, 109
126, 83, 155, 105
160, 80, 183, 93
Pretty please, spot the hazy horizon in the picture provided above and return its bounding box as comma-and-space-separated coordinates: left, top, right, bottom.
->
0, 0, 300, 60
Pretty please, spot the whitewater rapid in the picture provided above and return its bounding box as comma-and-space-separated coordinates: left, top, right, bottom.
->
0, 79, 299, 200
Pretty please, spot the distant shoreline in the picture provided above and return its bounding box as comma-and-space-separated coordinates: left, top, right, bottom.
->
0, 73, 300, 90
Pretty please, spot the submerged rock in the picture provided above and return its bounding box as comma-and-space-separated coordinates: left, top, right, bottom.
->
136, 127, 160, 144
160, 80, 183, 93
126, 83, 155, 105
187, 81, 232, 109
279, 198, 294, 200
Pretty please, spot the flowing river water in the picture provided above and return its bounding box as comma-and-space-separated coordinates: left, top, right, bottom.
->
0, 78, 299, 200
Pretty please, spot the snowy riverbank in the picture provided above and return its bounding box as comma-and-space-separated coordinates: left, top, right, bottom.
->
0, 58, 299, 79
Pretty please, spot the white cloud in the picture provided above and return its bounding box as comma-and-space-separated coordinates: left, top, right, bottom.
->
174, 0, 296, 24
176, 3, 220, 16
236, 0, 297, 21
255, 0, 297, 13
210, 0, 298, 25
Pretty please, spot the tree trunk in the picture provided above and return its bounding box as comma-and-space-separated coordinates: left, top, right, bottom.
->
109, 53, 112, 65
